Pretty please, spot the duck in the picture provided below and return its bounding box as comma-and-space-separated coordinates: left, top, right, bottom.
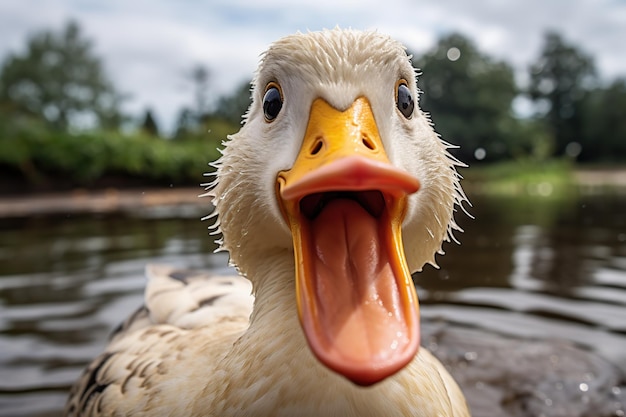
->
65, 28, 470, 417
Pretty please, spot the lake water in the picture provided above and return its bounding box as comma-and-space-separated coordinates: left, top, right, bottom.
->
1, 190, 625, 416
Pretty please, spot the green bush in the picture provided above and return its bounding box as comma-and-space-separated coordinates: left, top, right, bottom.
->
0, 115, 225, 188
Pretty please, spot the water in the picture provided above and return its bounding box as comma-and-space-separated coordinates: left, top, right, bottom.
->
419, 193, 626, 367
0, 192, 625, 416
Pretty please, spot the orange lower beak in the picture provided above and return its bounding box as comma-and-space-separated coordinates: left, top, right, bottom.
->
277, 97, 421, 385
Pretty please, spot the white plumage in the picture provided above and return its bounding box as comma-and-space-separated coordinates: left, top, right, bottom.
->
66, 29, 470, 416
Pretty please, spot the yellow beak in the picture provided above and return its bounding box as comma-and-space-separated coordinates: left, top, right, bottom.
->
277, 97, 421, 385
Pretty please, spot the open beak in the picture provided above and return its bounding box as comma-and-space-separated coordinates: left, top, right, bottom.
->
276, 97, 421, 386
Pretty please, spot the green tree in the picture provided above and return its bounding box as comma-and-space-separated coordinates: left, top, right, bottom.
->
580, 79, 626, 162
211, 80, 251, 126
528, 31, 596, 157
173, 107, 196, 140
174, 64, 212, 140
188, 64, 211, 120
413, 33, 519, 162
174, 78, 250, 142
0, 20, 125, 130
140, 108, 160, 137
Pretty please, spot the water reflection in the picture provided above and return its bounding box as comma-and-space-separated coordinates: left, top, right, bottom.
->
418, 193, 626, 375
1, 193, 625, 416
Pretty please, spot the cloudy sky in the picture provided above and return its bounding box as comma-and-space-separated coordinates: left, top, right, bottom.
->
1, 0, 625, 132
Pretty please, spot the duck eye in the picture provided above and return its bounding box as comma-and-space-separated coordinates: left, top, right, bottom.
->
396, 82, 414, 119
263, 83, 283, 122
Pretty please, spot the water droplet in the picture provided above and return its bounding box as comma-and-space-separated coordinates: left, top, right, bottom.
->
565, 141, 582, 158
464, 351, 477, 361
446, 47, 461, 62
579, 382, 589, 392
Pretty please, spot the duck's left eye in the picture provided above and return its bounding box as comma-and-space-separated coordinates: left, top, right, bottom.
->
263, 83, 283, 122
396, 81, 414, 119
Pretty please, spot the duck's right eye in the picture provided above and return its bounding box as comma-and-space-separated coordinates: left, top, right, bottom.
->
263, 83, 283, 122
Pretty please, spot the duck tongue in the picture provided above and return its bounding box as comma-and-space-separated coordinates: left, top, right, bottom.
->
298, 198, 418, 385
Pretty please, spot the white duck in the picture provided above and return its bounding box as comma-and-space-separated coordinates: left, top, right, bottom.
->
66, 28, 470, 416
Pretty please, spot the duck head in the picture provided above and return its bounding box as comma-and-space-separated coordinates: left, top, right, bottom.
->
210, 29, 466, 386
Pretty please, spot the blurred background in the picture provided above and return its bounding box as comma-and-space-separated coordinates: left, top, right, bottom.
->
0, 1, 625, 416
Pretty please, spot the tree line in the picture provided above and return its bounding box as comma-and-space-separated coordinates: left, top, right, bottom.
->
0, 21, 624, 190
414, 32, 626, 163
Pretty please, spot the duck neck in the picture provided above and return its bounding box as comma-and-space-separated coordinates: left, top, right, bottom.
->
216, 250, 323, 387
206, 250, 445, 416
246, 249, 300, 329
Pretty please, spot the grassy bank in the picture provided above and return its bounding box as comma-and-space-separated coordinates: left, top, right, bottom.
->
462, 159, 575, 197
0, 119, 227, 193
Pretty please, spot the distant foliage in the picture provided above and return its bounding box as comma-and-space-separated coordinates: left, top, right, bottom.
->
580, 78, 626, 162
0, 23, 625, 192
211, 81, 252, 126
0, 112, 221, 188
412, 31, 626, 163
528, 31, 597, 158
412, 34, 521, 163
140, 108, 160, 137
0, 21, 125, 130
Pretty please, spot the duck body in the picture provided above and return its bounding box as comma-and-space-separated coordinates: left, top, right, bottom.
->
67, 264, 467, 416
66, 28, 469, 416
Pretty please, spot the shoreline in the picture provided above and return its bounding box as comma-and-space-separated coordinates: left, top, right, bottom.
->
0, 169, 625, 218
573, 168, 626, 188
0, 187, 208, 218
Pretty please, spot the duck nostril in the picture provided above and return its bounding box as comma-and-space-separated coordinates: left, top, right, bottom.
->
310, 139, 324, 155
362, 135, 376, 151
